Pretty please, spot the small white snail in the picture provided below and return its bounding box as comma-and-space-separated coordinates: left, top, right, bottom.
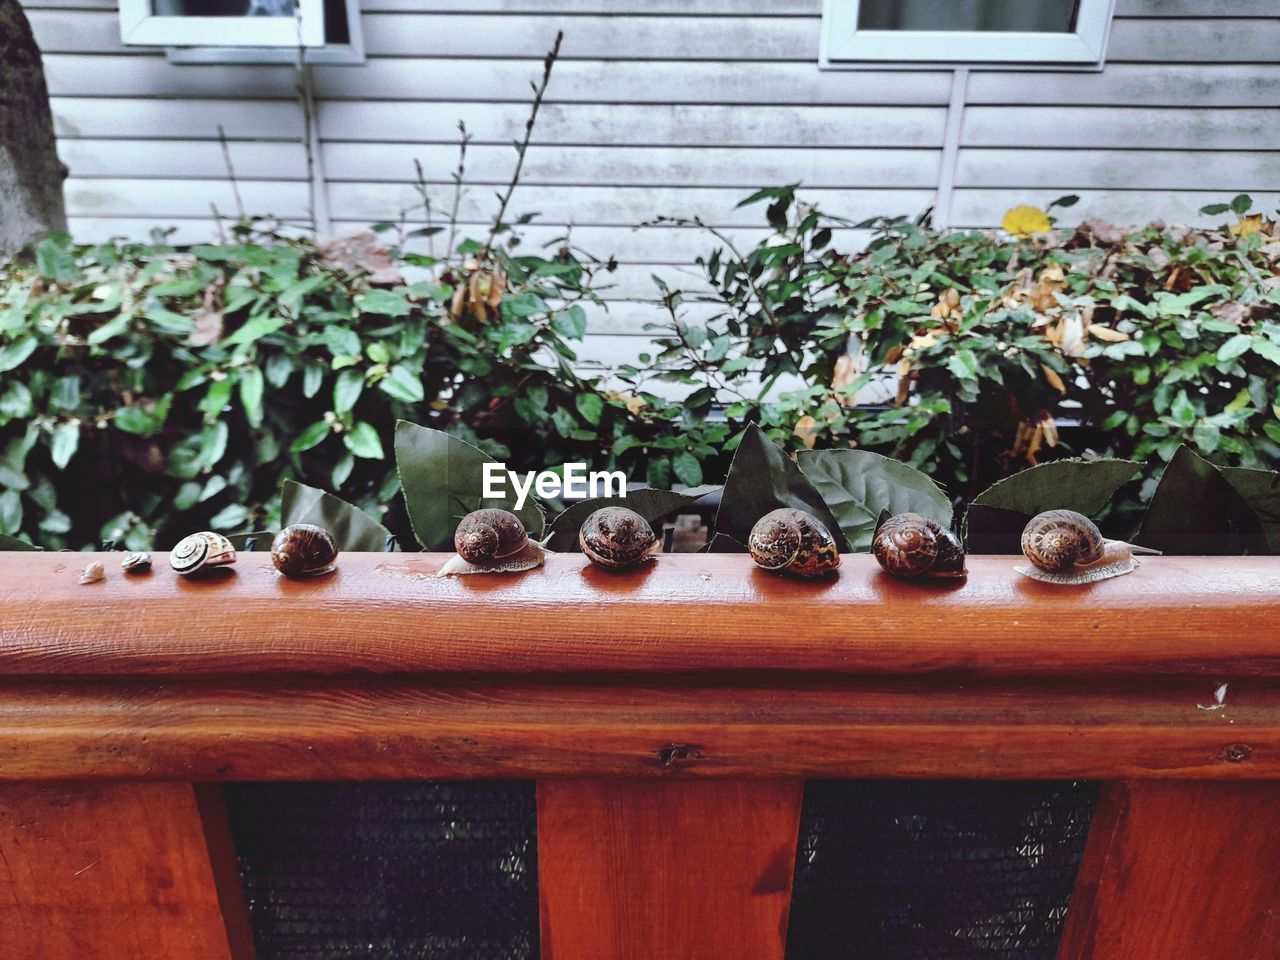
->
78, 561, 105, 585
438, 508, 547, 576
121, 552, 152, 574
169, 531, 237, 577
1016, 509, 1159, 584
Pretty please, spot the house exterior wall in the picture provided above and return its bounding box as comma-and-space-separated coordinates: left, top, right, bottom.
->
21, 0, 1280, 365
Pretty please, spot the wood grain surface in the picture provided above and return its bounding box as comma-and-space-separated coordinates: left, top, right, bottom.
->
0, 782, 254, 959
3, 553, 1280, 676
1057, 780, 1280, 959
0, 675, 1274, 781
538, 779, 802, 960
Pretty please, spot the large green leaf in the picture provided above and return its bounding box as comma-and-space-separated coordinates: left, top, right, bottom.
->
280, 480, 391, 552
713, 423, 847, 550
0, 533, 38, 551
394, 420, 545, 550
1137, 445, 1268, 555
797, 448, 951, 552
966, 457, 1143, 553
1221, 466, 1280, 554
544, 486, 718, 552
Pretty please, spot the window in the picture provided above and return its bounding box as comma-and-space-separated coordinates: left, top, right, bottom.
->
820, 0, 1117, 68
118, 0, 364, 64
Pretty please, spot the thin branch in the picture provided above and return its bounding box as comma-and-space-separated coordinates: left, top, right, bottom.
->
292, 0, 318, 234
446, 120, 471, 266
482, 30, 563, 260
215, 125, 246, 222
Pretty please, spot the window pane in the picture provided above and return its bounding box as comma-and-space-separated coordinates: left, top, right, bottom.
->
857, 0, 1079, 33
151, 0, 295, 15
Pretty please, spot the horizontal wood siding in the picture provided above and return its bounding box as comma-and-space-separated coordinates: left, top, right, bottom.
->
21, 0, 1280, 362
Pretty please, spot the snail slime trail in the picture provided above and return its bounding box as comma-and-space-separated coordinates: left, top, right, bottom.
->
483, 462, 628, 511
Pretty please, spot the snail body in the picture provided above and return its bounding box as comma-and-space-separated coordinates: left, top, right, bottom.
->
271, 524, 338, 578
170, 532, 236, 576
440, 509, 547, 576
1016, 509, 1159, 584
579, 506, 658, 569
872, 513, 966, 579
748, 508, 840, 578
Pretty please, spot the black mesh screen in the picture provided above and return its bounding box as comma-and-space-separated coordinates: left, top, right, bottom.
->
224, 780, 1095, 960
786, 781, 1098, 960
224, 782, 539, 960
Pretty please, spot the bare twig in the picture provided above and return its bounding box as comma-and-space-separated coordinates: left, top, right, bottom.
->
216, 124, 246, 222
482, 31, 563, 260
446, 120, 472, 266
413, 158, 436, 260
292, 0, 318, 235
209, 202, 227, 243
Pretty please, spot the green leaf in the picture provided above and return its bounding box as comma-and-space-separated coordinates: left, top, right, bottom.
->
323, 325, 362, 358
356, 289, 412, 318
1221, 466, 1280, 554
379, 364, 425, 403
0, 382, 34, 420
343, 421, 384, 460
334, 367, 365, 415
946, 349, 978, 381
1170, 389, 1196, 427
222, 314, 285, 347
0, 335, 38, 372
290, 420, 331, 453
210, 504, 251, 530
0, 532, 38, 551
280, 480, 391, 552
714, 423, 847, 551
552, 304, 588, 340
671, 451, 703, 487
114, 395, 172, 437
797, 448, 952, 552
1251, 337, 1280, 365
1137, 445, 1268, 555
966, 458, 1143, 553
1218, 334, 1253, 362
35, 236, 80, 283
1231, 193, 1253, 215
0, 490, 22, 535
87, 313, 131, 345
50, 422, 80, 470
545, 487, 706, 552
49, 376, 80, 412
575, 392, 604, 426
394, 420, 545, 550
239, 366, 265, 428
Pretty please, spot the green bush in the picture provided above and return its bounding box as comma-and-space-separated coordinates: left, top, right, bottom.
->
645, 189, 1280, 498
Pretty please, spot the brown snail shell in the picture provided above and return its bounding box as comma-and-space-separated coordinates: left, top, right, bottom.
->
748, 508, 840, 578
169, 531, 236, 576
1016, 509, 1160, 584
579, 506, 658, 569
271, 524, 338, 578
440, 508, 547, 576
872, 513, 967, 579
454, 508, 529, 564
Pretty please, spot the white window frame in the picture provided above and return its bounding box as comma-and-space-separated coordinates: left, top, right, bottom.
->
820, 0, 1117, 70
118, 0, 326, 48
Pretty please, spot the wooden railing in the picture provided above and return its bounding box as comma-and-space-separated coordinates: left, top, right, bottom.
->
2, 551, 1279, 958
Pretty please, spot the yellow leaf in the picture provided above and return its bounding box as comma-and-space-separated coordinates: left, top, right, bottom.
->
1231, 214, 1263, 237
1041, 363, 1067, 394
1087, 323, 1129, 342
831, 353, 859, 392
794, 415, 819, 449
1002, 205, 1052, 238
1225, 388, 1252, 413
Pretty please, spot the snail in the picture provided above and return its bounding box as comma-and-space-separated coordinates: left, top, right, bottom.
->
121, 552, 152, 574
579, 506, 659, 570
271, 524, 338, 578
872, 513, 967, 579
78, 561, 105, 585
169, 531, 237, 576
1016, 509, 1160, 584
748, 508, 840, 578
439, 508, 547, 576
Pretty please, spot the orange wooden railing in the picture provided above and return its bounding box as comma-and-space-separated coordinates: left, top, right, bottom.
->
2, 551, 1279, 958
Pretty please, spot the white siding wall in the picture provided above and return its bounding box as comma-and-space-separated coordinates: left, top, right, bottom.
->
22, 0, 1280, 365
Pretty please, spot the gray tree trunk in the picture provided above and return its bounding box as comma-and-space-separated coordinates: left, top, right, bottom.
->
0, 0, 68, 255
